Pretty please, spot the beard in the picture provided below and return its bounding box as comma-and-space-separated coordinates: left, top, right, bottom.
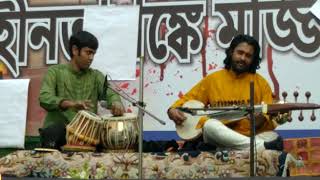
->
231, 61, 250, 74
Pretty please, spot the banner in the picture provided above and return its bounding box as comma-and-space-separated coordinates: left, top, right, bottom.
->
83, 5, 139, 80
0, 0, 319, 138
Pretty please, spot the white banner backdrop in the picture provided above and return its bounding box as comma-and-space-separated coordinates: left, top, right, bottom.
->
117, 15, 320, 133
83, 5, 139, 80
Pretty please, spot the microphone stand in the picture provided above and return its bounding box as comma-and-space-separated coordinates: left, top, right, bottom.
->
106, 81, 166, 126
249, 81, 256, 176
138, 56, 144, 180
104, 61, 166, 180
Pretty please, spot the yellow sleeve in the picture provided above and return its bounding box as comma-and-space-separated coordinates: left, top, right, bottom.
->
259, 77, 277, 131
170, 78, 209, 108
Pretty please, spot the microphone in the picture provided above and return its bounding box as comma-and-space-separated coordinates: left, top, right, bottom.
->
100, 73, 166, 125
102, 73, 108, 100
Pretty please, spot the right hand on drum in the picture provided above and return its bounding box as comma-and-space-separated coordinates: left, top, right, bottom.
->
111, 101, 125, 116
167, 108, 186, 125
60, 100, 93, 110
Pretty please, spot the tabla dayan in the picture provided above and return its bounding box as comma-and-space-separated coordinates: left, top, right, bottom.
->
100, 113, 138, 152
64, 110, 103, 151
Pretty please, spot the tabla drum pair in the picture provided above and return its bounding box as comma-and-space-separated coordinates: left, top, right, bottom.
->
100, 113, 139, 152
65, 110, 139, 152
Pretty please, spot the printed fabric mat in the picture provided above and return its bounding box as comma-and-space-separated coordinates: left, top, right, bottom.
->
0, 148, 304, 179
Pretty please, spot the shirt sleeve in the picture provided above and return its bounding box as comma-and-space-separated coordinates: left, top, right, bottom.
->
170, 78, 209, 108
261, 80, 273, 104
106, 87, 122, 108
39, 67, 65, 111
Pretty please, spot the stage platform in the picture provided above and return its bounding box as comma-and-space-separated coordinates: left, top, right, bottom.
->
2, 176, 320, 180
0, 149, 302, 179
0, 137, 319, 179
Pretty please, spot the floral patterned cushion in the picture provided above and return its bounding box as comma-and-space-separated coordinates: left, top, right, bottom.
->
0, 149, 303, 179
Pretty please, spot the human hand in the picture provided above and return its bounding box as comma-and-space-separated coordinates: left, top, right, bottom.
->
111, 101, 125, 116
247, 112, 266, 129
73, 100, 93, 110
60, 99, 93, 110
167, 108, 186, 125
272, 112, 290, 125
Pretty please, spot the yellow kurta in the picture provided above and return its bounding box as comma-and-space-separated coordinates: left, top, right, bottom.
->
171, 69, 275, 136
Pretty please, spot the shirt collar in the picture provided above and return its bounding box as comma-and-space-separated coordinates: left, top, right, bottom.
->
227, 69, 251, 79
67, 64, 89, 76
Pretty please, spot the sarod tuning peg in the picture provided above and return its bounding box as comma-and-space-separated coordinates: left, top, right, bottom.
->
293, 91, 299, 103
304, 91, 316, 121
282, 91, 292, 122
292, 91, 300, 122
298, 111, 304, 121
282, 91, 288, 103
305, 91, 311, 103
310, 112, 316, 121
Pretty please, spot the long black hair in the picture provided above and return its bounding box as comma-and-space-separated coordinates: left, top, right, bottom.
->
223, 34, 261, 73
69, 30, 99, 58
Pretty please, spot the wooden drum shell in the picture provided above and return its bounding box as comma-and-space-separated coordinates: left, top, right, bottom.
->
66, 110, 103, 147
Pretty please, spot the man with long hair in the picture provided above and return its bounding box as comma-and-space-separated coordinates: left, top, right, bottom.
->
167, 34, 284, 150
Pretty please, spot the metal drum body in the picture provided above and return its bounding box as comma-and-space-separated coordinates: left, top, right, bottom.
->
101, 113, 138, 151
